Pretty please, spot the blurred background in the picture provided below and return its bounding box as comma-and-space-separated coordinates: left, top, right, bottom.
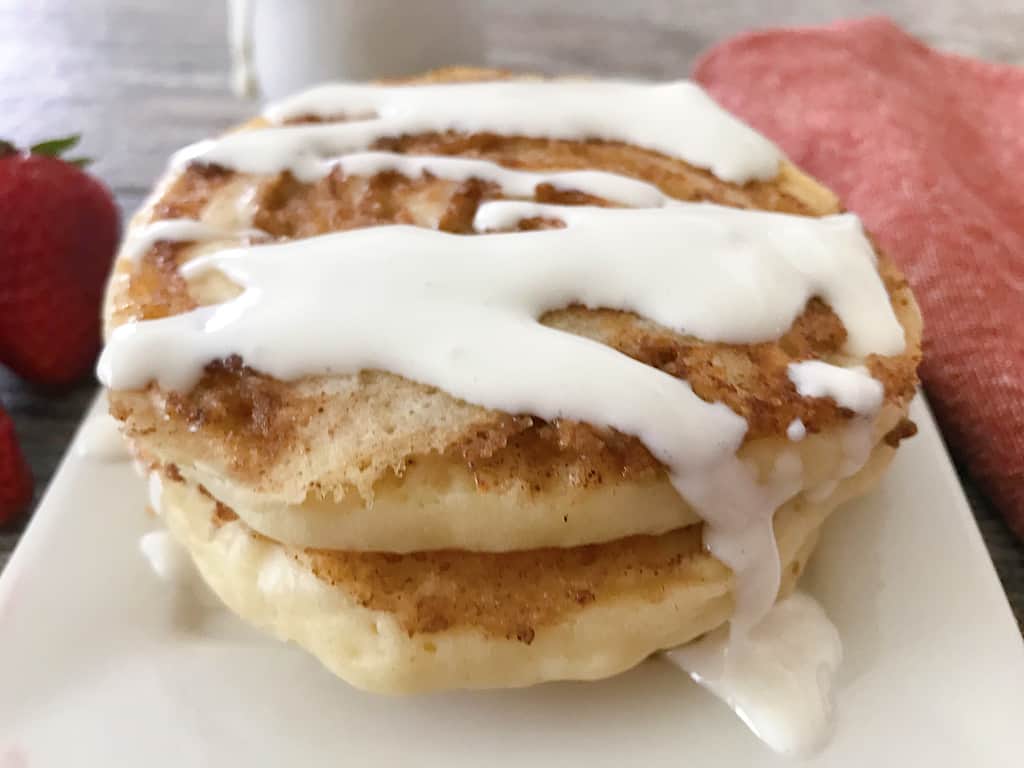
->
5, 0, 1022, 221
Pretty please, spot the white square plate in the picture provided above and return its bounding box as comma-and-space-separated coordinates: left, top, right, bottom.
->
1, 395, 1022, 766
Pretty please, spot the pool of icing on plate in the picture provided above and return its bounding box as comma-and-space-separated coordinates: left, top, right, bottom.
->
74, 410, 131, 462
664, 591, 844, 755
99, 79, 907, 754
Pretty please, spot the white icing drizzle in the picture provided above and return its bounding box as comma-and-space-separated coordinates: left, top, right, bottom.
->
139, 530, 195, 585
128, 155, 661, 263
175, 80, 782, 184
665, 592, 843, 755
839, 418, 875, 476
788, 361, 884, 415
300, 150, 670, 207
101, 205, 902, 388
806, 418, 876, 501
74, 411, 131, 462
786, 418, 806, 442
141, 477, 221, 612
473, 203, 903, 356
139, 528, 222, 613
99, 203, 902, 647
148, 472, 164, 518
122, 219, 267, 263
257, 549, 325, 595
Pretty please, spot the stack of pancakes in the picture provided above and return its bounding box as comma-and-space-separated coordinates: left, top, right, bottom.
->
102, 68, 921, 693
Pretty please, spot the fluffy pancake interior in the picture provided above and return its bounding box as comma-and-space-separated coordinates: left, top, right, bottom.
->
166, 402, 909, 552
155, 426, 896, 692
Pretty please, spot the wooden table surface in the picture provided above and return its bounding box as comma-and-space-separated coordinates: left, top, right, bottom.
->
1, 0, 1022, 627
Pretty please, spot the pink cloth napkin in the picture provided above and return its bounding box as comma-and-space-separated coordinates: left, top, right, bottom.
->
695, 17, 1024, 537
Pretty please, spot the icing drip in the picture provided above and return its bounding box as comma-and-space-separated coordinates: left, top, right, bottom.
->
101, 205, 902, 389
806, 418, 877, 501
141, 475, 220, 611
74, 395, 131, 462
148, 472, 164, 517
665, 592, 843, 755
258, 549, 327, 595
122, 219, 267, 263
788, 361, 884, 415
786, 418, 807, 442
139, 528, 222, 613
122, 153, 665, 269
289, 150, 670, 206
839, 418, 875, 476
175, 80, 782, 184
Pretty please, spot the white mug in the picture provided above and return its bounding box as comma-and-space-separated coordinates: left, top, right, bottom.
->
229, 0, 486, 102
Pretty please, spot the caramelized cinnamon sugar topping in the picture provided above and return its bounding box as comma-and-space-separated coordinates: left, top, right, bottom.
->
111, 242, 196, 327
456, 415, 663, 491
162, 356, 307, 471
883, 417, 918, 447
305, 524, 708, 641
370, 132, 817, 214
108, 79, 920, 490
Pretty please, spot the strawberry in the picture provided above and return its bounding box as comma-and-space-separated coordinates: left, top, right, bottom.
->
0, 135, 119, 387
0, 404, 32, 527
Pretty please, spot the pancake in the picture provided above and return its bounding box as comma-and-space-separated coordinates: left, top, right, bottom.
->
103, 67, 922, 554
99, 68, 923, 700
153, 426, 895, 693
135, 400, 909, 554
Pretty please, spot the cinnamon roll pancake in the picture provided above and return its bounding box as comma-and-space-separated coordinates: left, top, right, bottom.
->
99, 68, 921, 698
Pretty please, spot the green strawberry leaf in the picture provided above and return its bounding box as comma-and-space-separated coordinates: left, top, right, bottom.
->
65, 156, 93, 169
29, 134, 81, 157
0, 140, 16, 157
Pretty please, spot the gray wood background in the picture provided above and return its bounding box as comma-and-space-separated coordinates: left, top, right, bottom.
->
0, 0, 1021, 627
